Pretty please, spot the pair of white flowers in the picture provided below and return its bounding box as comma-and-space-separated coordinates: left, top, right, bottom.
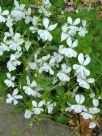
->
23, 76, 42, 97
73, 53, 95, 89
24, 100, 56, 119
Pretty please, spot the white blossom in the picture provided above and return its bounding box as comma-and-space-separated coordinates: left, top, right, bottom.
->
11, 0, 25, 21
73, 53, 91, 78
23, 76, 37, 96
46, 101, 56, 113
4, 73, 15, 88
32, 100, 45, 115
0, 7, 9, 23
70, 94, 86, 113
38, 18, 57, 41
6, 88, 23, 105
77, 77, 95, 89
57, 63, 71, 81
24, 110, 33, 119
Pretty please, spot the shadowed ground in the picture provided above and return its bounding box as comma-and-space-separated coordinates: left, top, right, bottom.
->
0, 103, 77, 136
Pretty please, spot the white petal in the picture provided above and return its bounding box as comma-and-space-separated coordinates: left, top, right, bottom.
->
87, 78, 95, 84
72, 39, 78, 48
32, 100, 37, 107
48, 23, 57, 31
73, 18, 80, 25
67, 17, 72, 25
89, 122, 96, 129
2, 10, 9, 16
84, 55, 91, 66
67, 37, 72, 48
75, 94, 85, 104
13, 89, 18, 96
78, 53, 84, 65
24, 110, 33, 119
43, 18, 49, 29
38, 100, 45, 107
61, 32, 69, 41
14, 0, 19, 8
92, 99, 99, 107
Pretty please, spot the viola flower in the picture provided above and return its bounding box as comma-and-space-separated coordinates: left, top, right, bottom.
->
0, 41, 10, 56
29, 16, 39, 33
24, 8, 32, 24
89, 121, 97, 129
57, 63, 71, 82
23, 76, 37, 96
65, 37, 78, 58
39, 62, 54, 75
4, 73, 15, 88
73, 53, 91, 78
78, 20, 88, 37
24, 110, 33, 119
46, 101, 56, 113
70, 94, 86, 113
81, 111, 93, 119
0, 7, 9, 23
49, 52, 63, 66
6, 88, 23, 105
32, 100, 45, 115
6, 15, 14, 28
11, 0, 25, 21
7, 51, 22, 71
38, 18, 57, 41
77, 77, 95, 89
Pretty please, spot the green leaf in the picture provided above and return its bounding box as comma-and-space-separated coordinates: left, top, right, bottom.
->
54, 114, 67, 124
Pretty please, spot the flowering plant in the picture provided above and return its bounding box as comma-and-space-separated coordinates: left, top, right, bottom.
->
0, 0, 101, 129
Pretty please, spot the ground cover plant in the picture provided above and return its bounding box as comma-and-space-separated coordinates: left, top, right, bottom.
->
0, 0, 102, 135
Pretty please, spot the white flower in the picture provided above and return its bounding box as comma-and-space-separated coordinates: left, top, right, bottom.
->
32, 100, 45, 115
0, 7, 9, 23
89, 121, 96, 129
29, 16, 39, 33
67, 17, 80, 26
49, 52, 63, 66
39, 62, 54, 75
11, 0, 25, 21
38, 18, 57, 41
70, 94, 86, 113
6, 88, 23, 105
73, 53, 91, 78
6, 15, 14, 28
7, 52, 22, 71
78, 27, 88, 37
81, 111, 93, 119
23, 76, 37, 96
92, 99, 99, 107
37, 54, 50, 63
67, 17, 80, 34
61, 24, 72, 41
24, 110, 33, 119
78, 20, 88, 37
4, 73, 15, 88
57, 63, 71, 82
24, 8, 32, 24
46, 101, 56, 113
66, 37, 78, 58
89, 107, 100, 114
89, 93, 95, 98
0, 41, 9, 56
77, 77, 95, 89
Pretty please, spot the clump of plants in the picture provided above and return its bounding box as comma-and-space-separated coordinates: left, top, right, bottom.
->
0, 0, 102, 132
